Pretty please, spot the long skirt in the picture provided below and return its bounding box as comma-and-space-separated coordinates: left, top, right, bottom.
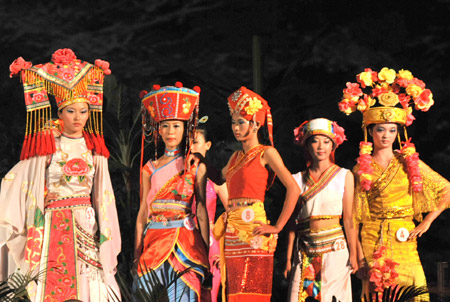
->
361, 218, 429, 302
32, 204, 116, 302
288, 225, 352, 302
223, 202, 277, 302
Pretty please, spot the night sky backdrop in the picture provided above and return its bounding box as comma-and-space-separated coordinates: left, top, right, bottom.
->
1, 0, 450, 300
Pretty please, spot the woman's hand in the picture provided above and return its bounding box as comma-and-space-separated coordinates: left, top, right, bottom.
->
44, 192, 59, 207
252, 220, 280, 235
283, 260, 292, 279
408, 220, 431, 240
348, 253, 359, 274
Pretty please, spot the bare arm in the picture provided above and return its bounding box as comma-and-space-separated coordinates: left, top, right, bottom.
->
214, 182, 228, 210
253, 147, 301, 235
134, 169, 150, 261
342, 170, 358, 273
284, 230, 296, 279
409, 189, 450, 239
195, 163, 210, 248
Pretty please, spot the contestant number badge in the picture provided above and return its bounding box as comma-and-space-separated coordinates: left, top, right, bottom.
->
333, 238, 346, 251
241, 208, 255, 223
396, 227, 409, 242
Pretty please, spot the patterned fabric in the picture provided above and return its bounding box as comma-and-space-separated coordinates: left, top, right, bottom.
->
135, 157, 208, 301
353, 153, 450, 301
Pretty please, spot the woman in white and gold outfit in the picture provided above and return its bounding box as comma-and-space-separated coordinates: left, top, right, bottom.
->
0, 49, 121, 302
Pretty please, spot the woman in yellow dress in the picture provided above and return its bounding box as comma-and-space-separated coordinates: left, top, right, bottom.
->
339, 67, 450, 301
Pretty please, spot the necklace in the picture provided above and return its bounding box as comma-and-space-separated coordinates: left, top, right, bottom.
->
165, 147, 181, 157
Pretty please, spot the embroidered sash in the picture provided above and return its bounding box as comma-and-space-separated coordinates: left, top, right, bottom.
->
43, 196, 91, 302
367, 155, 402, 201
300, 165, 341, 204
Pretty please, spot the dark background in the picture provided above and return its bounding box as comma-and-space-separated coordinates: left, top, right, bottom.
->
1, 0, 450, 300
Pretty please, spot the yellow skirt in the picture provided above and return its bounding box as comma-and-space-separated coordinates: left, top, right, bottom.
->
361, 218, 429, 301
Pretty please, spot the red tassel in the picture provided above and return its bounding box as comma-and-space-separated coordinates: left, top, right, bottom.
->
83, 131, 94, 150
100, 135, 110, 158
92, 133, 101, 155
37, 131, 43, 156
20, 134, 29, 160
29, 133, 36, 158
49, 131, 56, 154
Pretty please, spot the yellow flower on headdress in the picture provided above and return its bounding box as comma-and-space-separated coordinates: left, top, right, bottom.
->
406, 84, 423, 99
378, 67, 396, 84
182, 97, 191, 114
359, 71, 374, 87
397, 69, 413, 80
244, 97, 263, 115
378, 92, 399, 107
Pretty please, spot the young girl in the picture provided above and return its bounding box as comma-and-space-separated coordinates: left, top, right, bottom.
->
0, 49, 121, 301
213, 86, 300, 302
134, 83, 209, 301
190, 117, 228, 302
339, 67, 450, 301
287, 118, 357, 302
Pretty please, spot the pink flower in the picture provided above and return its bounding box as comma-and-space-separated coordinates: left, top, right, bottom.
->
338, 99, 357, 115
61, 71, 74, 81
88, 94, 100, 105
95, 59, 112, 75
371, 86, 388, 97
52, 48, 77, 65
373, 245, 387, 259
395, 77, 411, 88
63, 158, 90, 176
398, 94, 410, 109
343, 82, 363, 99
411, 78, 426, 89
414, 89, 434, 112
406, 113, 415, 127
293, 121, 308, 144
332, 122, 347, 145
9, 57, 32, 78
32, 92, 46, 103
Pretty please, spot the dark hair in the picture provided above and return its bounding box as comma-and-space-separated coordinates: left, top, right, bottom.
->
196, 122, 210, 142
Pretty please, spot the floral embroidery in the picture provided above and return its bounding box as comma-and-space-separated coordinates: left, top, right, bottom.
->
244, 97, 263, 115
59, 158, 92, 183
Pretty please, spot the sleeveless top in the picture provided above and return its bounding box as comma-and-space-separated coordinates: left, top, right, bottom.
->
226, 144, 269, 202
292, 165, 347, 222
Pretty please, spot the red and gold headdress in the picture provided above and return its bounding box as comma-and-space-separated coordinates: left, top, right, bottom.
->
140, 82, 200, 159
10, 48, 111, 160
227, 86, 274, 146
338, 67, 433, 192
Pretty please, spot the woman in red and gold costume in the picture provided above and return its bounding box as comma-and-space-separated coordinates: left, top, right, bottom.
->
213, 87, 300, 302
339, 67, 450, 301
0, 49, 121, 301
134, 83, 209, 302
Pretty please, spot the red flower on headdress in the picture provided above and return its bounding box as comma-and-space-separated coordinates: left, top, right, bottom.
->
293, 120, 308, 144
95, 59, 111, 75
52, 48, 77, 65
9, 57, 32, 78
343, 82, 363, 99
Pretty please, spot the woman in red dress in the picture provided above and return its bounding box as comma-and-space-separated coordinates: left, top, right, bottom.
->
214, 87, 300, 302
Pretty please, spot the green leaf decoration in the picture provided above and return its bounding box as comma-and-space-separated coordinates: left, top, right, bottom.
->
100, 233, 109, 245
34, 208, 44, 228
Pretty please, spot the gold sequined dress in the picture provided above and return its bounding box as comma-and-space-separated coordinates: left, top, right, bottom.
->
353, 152, 450, 301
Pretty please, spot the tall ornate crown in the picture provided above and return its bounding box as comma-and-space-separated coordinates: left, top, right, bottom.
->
140, 82, 200, 159
9, 48, 111, 159
338, 67, 431, 192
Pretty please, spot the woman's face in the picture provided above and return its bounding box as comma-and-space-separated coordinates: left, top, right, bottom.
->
231, 112, 256, 142
307, 134, 334, 163
58, 102, 89, 137
190, 130, 211, 157
369, 123, 398, 149
159, 120, 184, 150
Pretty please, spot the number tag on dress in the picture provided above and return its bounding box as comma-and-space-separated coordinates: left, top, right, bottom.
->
333, 238, 346, 251
241, 208, 255, 223
396, 227, 409, 242
183, 217, 195, 231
